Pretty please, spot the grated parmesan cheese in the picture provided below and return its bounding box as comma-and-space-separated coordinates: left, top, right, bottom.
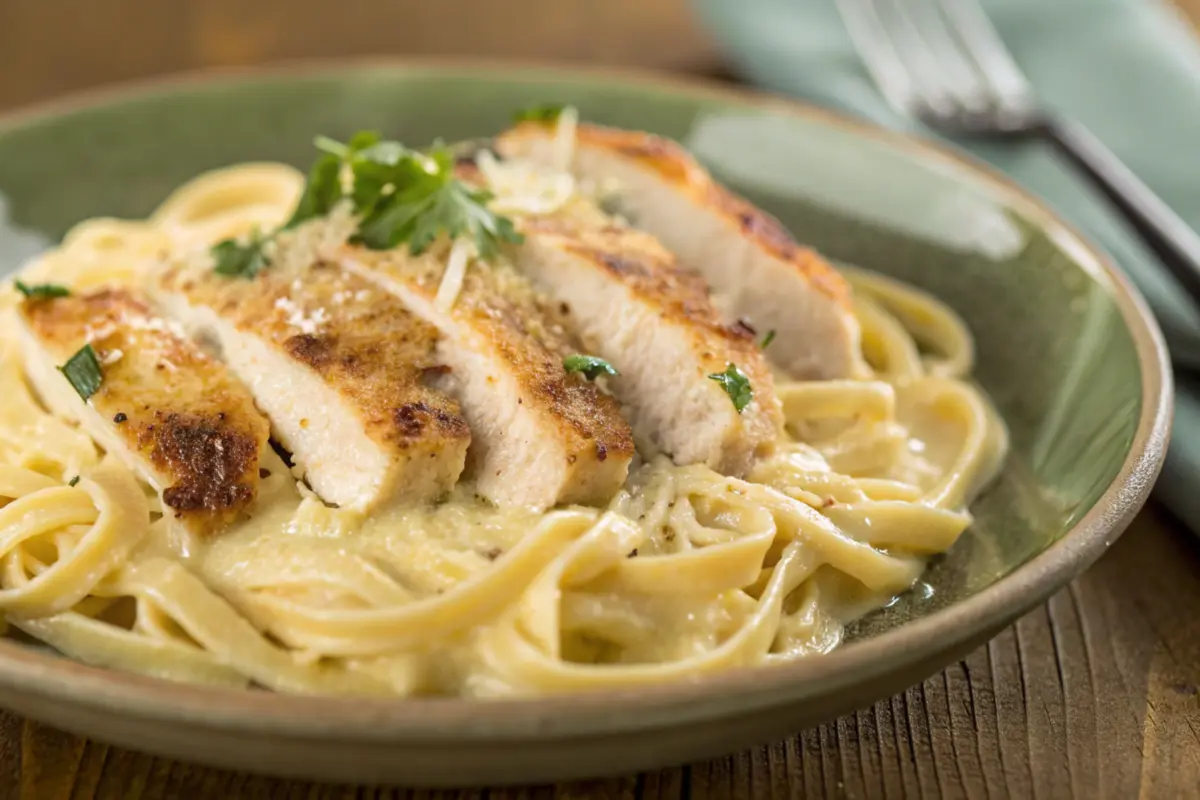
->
475, 150, 575, 216
83, 323, 118, 343
474, 104, 580, 217
125, 314, 188, 340
274, 295, 328, 335
551, 105, 579, 173
435, 238, 475, 313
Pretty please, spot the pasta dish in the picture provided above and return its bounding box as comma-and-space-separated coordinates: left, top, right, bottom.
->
0, 107, 1007, 697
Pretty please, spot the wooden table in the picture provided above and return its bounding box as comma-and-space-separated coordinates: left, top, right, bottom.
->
2, 1, 1199, 797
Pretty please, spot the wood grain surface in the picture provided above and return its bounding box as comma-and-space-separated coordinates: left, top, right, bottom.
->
1, 1, 1199, 798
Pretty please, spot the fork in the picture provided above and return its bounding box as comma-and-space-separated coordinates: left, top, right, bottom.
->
836, 0, 1200, 304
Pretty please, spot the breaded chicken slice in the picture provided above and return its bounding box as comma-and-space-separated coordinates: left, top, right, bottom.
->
509, 206, 782, 476
337, 241, 634, 510
495, 121, 867, 379
16, 288, 270, 535
155, 251, 471, 512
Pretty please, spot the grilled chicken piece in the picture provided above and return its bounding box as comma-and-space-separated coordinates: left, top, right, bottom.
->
495, 122, 866, 379
155, 252, 471, 512
508, 207, 782, 475
16, 288, 269, 535
336, 241, 634, 509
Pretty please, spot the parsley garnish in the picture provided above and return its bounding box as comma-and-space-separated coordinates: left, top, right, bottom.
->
211, 230, 270, 279
513, 103, 568, 124
14, 280, 69, 300
761, 329, 777, 349
563, 354, 619, 381
67, 476, 80, 487
59, 344, 103, 401
210, 130, 523, 276
708, 363, 753, 412
284, 152, 343, 230
351, 144, 522, 258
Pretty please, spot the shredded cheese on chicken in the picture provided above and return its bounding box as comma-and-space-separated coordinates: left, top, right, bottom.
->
552, 105, 579, 173
475, 150, 575, 216
435, 237, 476, 312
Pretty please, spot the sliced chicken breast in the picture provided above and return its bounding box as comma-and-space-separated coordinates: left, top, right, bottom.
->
336, 241, 634, 509
155, 253, 471, 512
495, 121, 866, 380
508, 209, 782, 476
16, 288, 269, 535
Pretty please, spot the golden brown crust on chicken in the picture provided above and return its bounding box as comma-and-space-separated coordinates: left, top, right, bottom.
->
337, 241, 635, 508
505, 121, 853, 308
524, 217, 745, 342
156, 253, 471, 509
19, 289, 269, 533
512, 214, 781, 473
172, 260, 468, 450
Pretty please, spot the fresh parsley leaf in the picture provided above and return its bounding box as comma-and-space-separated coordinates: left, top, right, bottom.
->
347, 130, 383, 152
14, 280, 69, 299
67, 476, 80, 487
761, 329, 777, 349
355, 147, 523, 258
513, 103, 568, 123
708, 363, 753, 412
563, 354, 619, 381
59, 344, 103, 401
211, 231, 270, 279
314, 133, 354, 158
355, 140, 412, 168
352, 142, 434, 218
285, 152, 343, 229
258, 130, 526, 273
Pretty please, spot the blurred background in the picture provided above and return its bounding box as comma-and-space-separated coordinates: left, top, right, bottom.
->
2, 1, 1198, 108
0, 0, 722, 111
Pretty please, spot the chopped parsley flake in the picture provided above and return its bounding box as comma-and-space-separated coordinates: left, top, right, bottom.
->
708, 363, 753, 412
67, 476, 80, 487
14, 280, 70, 299
761, 329, 777, 349
211, 230, 270, 279
563, 354, 619, 381
59, 344, 103, 401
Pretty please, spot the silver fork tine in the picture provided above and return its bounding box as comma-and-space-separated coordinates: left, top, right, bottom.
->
834, 0, 923, 116
842, 0, 1200, 309
870, 0, 962, 117
837, 0, 986, 122
903, 0, 991, 113
935, 0, 1036, 116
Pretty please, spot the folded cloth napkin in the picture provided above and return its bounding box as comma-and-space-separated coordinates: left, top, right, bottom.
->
693, 0, 1200, 530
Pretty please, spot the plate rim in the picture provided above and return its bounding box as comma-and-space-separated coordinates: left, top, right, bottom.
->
0, 56, 1174, 742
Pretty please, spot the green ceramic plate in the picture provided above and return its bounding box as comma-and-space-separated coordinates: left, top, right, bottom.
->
0, 61, 1172, 786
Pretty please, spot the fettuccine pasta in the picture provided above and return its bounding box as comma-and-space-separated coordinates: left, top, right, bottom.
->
0, 156, 1007, 697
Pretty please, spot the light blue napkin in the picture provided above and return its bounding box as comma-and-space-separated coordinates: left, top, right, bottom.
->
693, 0, 1200, 530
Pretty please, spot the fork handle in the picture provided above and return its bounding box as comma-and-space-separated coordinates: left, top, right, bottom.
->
1043, 116, 1200, 303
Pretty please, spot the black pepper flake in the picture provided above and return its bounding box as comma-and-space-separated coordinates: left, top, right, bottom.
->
113, 412, 128, 424
259, 468, 271, 479
731, 318, 757, 338
627, 548, 638, 558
